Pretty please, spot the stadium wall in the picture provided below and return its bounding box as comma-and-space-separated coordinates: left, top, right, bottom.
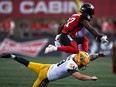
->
0, 37, 115, 58
83, 0, 116, 18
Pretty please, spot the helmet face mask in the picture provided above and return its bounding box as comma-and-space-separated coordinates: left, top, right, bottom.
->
78, 64, 86, 70
80, 3, 95, 18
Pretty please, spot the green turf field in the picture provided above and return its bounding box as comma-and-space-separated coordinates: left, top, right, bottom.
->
0, 56, 116, 87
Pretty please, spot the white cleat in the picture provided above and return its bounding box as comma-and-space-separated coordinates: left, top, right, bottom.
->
44, 44, 56, 54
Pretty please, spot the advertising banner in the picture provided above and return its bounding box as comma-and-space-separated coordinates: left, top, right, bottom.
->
0, 38, 48, 57
0, 37, 114, 57
0, 0, 78, 18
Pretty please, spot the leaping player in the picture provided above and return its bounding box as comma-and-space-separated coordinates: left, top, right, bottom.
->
45, 3, 108, 54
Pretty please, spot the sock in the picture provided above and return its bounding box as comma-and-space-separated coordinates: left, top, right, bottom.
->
14, 56, 29, 67
53, 46, 57, 51
11, 54, 16, 59
57, 41, 79, 54
82, 37, 88, 52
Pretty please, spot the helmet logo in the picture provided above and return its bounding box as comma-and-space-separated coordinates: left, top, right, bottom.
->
87, 15, 90, 19
81, 7, 85, 10
90, 5, 94, 9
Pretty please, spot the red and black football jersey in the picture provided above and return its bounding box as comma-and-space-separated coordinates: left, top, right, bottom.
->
62, 13, 91, 37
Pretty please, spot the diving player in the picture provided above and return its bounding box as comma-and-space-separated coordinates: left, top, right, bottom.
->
0, 52, 104, 87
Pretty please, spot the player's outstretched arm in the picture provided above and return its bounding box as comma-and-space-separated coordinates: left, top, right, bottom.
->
82, 20, 108, 43
82, 20, 100, 37
89, 53, 106, 61
0, 53, 29, 67
72, 72, 97, 81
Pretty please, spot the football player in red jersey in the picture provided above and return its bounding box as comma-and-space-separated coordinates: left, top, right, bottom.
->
45, 3, 108, 54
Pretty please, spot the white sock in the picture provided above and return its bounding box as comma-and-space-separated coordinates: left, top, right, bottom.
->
11, 54, 16, 59
53, 47, 57, 51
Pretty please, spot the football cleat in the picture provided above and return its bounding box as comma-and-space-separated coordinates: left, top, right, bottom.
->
44, 44, 56, 54
0, 53, 16, 59
0, 53, 12, 58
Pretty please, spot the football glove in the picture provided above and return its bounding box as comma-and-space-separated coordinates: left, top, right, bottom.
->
96, 35, 108, 44
100, 35, 108, 43
89, 53, 106, 61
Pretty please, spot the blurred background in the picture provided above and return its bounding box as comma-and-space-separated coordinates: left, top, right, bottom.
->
0, 0, 116, 87
0, 0, 116, 57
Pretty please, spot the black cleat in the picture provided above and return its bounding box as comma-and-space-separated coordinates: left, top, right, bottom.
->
0, 53, 12, 58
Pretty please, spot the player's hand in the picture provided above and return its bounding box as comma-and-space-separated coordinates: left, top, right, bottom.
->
96, 35, 108, 44
91, 76, 97, 81
98, 53, 106, 57
100, 35, 108, 44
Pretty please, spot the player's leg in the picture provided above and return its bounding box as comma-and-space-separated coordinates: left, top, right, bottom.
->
45, 33, 79, 54
74, 36, 88, 52
14, 56, 29, 66
33, 77, 49, 87
32, 65, 50, 87
57, 41, 78, 53
0, 53, 29, 67
27, 61, 51, 87
29, 63, 51, 87
0, 53, 51, 74
82, 37, 88, 52
28, 62, 51, 74
0, 53, 51, 87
